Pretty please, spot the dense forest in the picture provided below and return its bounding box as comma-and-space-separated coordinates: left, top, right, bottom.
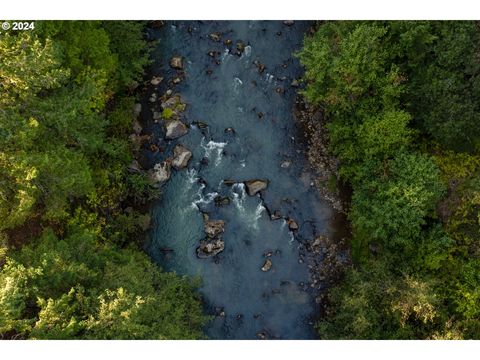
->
299, 21, 480, 339
1, 20, 479, 340
0, 21, 206, 339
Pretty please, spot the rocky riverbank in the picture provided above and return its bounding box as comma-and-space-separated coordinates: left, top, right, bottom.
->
293, 84, 352, 311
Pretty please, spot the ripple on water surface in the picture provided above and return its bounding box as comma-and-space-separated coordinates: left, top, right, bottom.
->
147, 21, 332, 339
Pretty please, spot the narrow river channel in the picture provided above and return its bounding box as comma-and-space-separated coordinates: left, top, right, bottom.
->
143, 21, 335, 339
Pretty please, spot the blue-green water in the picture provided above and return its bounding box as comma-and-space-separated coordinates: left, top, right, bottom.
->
144, 21, 334, 339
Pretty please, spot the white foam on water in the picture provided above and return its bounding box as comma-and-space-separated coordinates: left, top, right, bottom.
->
201, 137, 227, 167
243, 45, 252, 57
288, 231, 295, 244
231, 183, 265, 230
221, 48, 231, 62
239, 160, 246, 168
265, 73, 275, 83
192, 188, 218, 209
233, 77, 243, 94
186, 168, 199, 184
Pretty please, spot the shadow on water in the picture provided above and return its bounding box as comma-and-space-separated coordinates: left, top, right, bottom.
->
143, 21, 341, 339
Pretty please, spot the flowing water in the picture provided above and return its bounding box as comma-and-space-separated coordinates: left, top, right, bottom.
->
143, 21, 335, 339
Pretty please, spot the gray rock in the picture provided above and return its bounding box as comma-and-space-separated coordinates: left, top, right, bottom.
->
150, 161, 171, 184
261, 259, 272, 272
170, 56, 183, 69
291, 79, 299, 88
287, 218, 299, 231
165, 120, 188, 140
132, 120, 142, 135
150, 76, 163, 86
133, 103, 142, 118
244, 179, 268, 196
149, 93, 157, 103
171, 144, 192, 169
209, 32, 222, 42
280, 160, 292, 168
204, 219, 225, 239
197, 238, 225, 258
283, 20, 295, 26
153, 111, 161, 120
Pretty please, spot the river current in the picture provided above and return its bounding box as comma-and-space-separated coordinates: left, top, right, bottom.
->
143, 21, 334, 339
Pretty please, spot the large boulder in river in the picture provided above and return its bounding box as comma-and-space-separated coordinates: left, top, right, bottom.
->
149, 161, 171, 184
197, 238, 225, 258
165, 120, 188, 140
204, 219, 225, 239
170, 56, 183, 70
244, 179, 268, 196
161, 94, 187, 115
287, 218, 299, 231
171, 144, 192, 169
261, 259, 272, 272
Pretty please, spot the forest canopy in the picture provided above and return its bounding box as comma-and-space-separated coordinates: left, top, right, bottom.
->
0, 21, 207, 339
299, 21, 480, 339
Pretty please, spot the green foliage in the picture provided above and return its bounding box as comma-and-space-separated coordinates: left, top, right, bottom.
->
102, 21, 151, 90
0, 21, 207, 340
300, 21, 480, 339
0, 32, 69, 107
351, 153, 445, 253
317, 260, 442, 339
0, 228, 207, 339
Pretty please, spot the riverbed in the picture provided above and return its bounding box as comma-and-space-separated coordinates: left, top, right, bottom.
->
142, 21, 336, 339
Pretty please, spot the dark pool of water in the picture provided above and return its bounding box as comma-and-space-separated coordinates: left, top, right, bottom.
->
143, 21, 335, 339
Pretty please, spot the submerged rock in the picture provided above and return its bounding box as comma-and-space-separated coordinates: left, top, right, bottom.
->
244, 179, 268, 196
214, 196, 231, 206
171, 144, 192, 169
165, 120, 188, 140
261, 259, 273, 272
170, 56, 183, 70
223, 179, 236, 186
209, 32, 222, 42
271, 210, 282, 220
194, 121, 208, 129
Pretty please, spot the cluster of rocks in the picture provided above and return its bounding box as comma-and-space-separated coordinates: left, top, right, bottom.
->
143, 56, 194, 188
294, 96, 344, 212
300, 234, 350, 306
197, 214, 226, 258
149, 144, 192, 186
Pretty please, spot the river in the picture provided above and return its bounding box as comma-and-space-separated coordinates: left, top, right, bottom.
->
142, 20, 336, 339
